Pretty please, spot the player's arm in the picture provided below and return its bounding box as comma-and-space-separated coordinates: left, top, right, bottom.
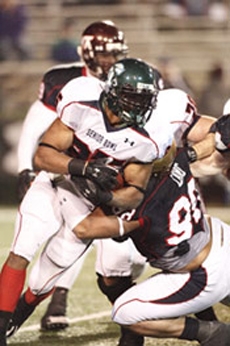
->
74, 160, 153, 210
17, 100, 57, 201
74, 207, 140, 240
190, 151, 228, 178
109, 161, 153, 209
190, 114, 230, 177
34, 118, 120, 189
34, 118, 75, 174
186, 115, 216, 144
190, 132, 215, 161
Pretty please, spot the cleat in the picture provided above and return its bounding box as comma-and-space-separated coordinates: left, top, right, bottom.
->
117, 327, 144, 346
195, 307, 218, 321
6, 294, 35, 338
198, 321, 230, 346
6, 321, 18, 339
40, 287, 69, 331
41, 315, 69, 331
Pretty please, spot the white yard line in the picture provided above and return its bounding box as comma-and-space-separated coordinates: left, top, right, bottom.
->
17, 310, 111, 333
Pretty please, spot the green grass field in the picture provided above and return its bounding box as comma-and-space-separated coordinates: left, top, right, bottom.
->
1, 206, 230, 346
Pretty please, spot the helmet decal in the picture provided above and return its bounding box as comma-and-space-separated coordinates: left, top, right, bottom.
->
136, 82, 154, 92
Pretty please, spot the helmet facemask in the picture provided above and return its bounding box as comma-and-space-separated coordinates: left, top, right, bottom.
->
106, 85, 158, 128
102, 58, 163, 128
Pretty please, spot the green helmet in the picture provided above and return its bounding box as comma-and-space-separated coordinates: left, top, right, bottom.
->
101, 58, 163, 127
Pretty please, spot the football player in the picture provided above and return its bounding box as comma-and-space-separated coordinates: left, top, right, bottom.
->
18, 20, 128, 200
15, 20, 165, 346
16, 20, 133, 335
0, 58, 168, 346
71, 132, 230, 346
92, 83, 219, 346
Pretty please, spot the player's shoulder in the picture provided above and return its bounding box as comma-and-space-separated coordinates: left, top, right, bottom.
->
146, 88, 190, 134
62, 75, 103, 92
158, 88, 188, 104
157, 88, 196, 119
45, 61, 84, 74
60, 76, 104, 102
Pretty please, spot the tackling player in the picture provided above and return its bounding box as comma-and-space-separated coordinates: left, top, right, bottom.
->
71, 127, 230, 346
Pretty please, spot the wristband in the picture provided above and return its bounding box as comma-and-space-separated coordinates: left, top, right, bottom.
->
68, 158, 84, 176
186, 146, 197, 163
117, 217, 125, 236
138, 217, 145, 228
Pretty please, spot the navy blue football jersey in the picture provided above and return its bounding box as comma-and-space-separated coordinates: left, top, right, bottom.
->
38, 62, 87, 110
128, 148, 210, 271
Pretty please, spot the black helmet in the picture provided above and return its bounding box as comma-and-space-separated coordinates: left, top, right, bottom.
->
101, 58, 163, 128
81, 21, 128, 80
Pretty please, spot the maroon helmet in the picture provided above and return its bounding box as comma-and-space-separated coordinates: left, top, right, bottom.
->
81, 21, 128, 80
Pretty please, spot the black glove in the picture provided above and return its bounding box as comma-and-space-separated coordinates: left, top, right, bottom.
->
212, 114, 230, 153
68, 158, 119, 190
17, 169, 36, 202
71, 176, 113, 206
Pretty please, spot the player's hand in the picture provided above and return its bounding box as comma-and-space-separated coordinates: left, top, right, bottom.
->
71, 176, 113, 206
68, 158, 120, 190
84, 158, 120, 190
17, 169, 36, 203
213, 114, 230, 153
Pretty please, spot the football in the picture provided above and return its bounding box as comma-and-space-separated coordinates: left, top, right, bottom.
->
108, 164, 124, 190
114, 171, 124, 190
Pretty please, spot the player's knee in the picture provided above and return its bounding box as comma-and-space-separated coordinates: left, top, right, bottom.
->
112, 298, 134, 325
6, 252, 29, 270
97, 274, 135, 304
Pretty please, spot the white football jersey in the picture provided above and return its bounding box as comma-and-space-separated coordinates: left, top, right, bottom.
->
146, 88, 198, 147
57, 76, 173, 165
